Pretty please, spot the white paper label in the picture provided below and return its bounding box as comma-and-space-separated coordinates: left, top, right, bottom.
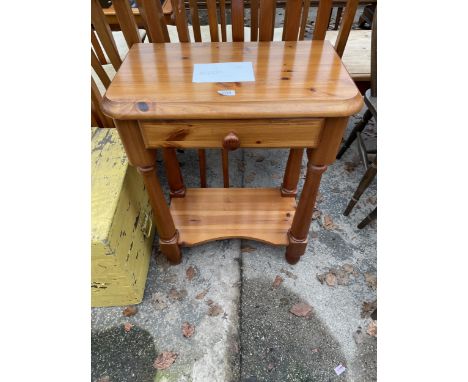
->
217, 90, 236, 96
193, 62, 255, 83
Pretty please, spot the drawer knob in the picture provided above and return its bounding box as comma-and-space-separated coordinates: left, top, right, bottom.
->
222, 132, 240, 151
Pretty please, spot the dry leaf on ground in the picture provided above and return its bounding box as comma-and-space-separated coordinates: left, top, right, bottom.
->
186, 266, 196, 281
367, 196, 377, 205
272, 275, 284, 288
364, 273, 377, 290
256, 155, 265, 162
361, 300, 377, 318
367, 320, 377, 337
241, 245, 256, 253
316, 192, 324, 203
267, 363, 274, 371
343, 264, 355, 274
97, 377, 110, 382
335, 269, 350, 285
168, 288, 187, 301
290, 303, 313, 318
122, 305, 138, 317
323, 215, 337, 230
153, 352, 178, 370
195, 289, 208, 300
124, 323, 133, 332
151, 292, 168, 310
344, 162, 358, 172
208, 303, 224, 317
182, 322, 195, 338
280, 268, 298, 280
325, 272, 337, 286
312, 209, 322, 220
206, 299, 214, 306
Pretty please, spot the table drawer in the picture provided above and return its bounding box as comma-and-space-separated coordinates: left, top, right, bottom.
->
139, 119, 324, 149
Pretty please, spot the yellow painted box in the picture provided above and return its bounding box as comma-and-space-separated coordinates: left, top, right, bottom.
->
91, 127, 155, 307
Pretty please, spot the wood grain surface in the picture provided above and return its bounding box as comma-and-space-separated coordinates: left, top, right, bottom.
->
102, 40, 362, 120
170, 188, 296, 246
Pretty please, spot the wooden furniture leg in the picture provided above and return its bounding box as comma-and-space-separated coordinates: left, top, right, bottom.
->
162, 148, 186, 197
358, 207, 377, 229
336, 109, 372, 159
114, 120, 182, 264
286, 118, 349, 264
281, 148, 304, 197
198, 149, 207, 188
344, 156, 377, 216
285, 163, 327, 264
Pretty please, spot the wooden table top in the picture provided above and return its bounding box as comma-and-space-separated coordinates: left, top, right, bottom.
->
102, 41, 363, 120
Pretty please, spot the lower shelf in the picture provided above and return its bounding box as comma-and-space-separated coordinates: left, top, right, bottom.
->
170, 188, 296, 246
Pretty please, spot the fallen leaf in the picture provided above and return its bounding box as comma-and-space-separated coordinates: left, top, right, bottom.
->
208, 303, 223, 317
186, 266, 196, 281
323, 215, 337, 230
124, 323, 133, 332
245, 172, 256, 183
272, 275, 284, 288
343, 264, 355, 274
311, 231, 319, 239
195, 289, 208, 300
367, 196, 377, 205
344, 162, 358, 172
280, 268, 298, 280
353, 327, 365, 344
241, 245, 256, 253
153, 352, 178, 370
290, 303, 313, 318
312, 209, 322, 220
255, 155, 265, 162
361, 300, 377, 318
267, 363, 274, 371
182, 322, 195, 338
151, 292, 168, 310
97, 376, 110, 382
367, 320, 377, 337
311, 348, 319, 353
123, 305, 138, 317
206, 299, 214, 306
316, 192, 324, 203
364, 273, 377, 290
168, 288, 187, 301
335, 269, 350, 285
325, 272, 337, 286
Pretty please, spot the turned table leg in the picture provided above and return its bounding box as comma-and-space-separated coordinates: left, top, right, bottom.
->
115, 120, 182, 264
162, 148, 186, 197
285, 117, 349, 264
281, 148, 304, 197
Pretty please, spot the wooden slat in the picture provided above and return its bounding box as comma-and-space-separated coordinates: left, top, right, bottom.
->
140, 118, 324, 148
283, 0, 303, 41
259, 0, 276, 41
91, 77, 114, 128
198, 149, 207, 187
222, 149, 229, 187
334, 0, 359, 57
298, 0, 310, 40
138, 0, 170, 43
171, 0, 190, 42
170, 188, 296, 246
220, 0, 228, 42
231, 0, 245, 42
250, 0, 259, 41
313, 0, 333, 40
91, 48, 111, 89
91, 29, 107, 65
206, 0, 219, 42
112, 0, 141, 47
91, 0, 122, 70
189, 0, 202, 42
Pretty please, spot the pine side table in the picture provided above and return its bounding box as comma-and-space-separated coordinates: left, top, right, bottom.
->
101, 40, 363, 265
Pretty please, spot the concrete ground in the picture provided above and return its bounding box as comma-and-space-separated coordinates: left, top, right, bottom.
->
91, 109, 377, 382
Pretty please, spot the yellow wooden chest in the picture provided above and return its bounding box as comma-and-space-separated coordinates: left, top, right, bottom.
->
91, 127, 155, 307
